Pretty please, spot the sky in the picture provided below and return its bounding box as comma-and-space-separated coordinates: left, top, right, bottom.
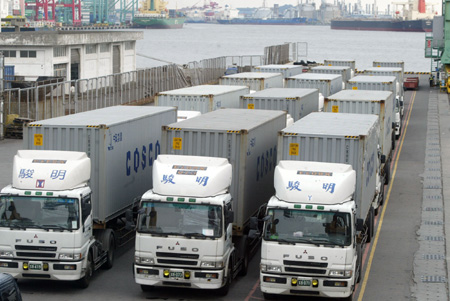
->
167, 0, 442, 15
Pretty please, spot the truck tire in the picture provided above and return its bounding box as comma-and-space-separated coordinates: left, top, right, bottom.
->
141, 285, 155, 292
102, 230, 115, 270
238, 235, 249, 276
263, 292, 277, 300
77, 252, 93, 289
384, 160, 391, 185
216, 261, 232, 296
366, 207, 374, 243
356, 243, 362, 284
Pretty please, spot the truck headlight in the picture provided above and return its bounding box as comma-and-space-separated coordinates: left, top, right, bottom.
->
0, 251, 13, 258
260, 264, 282, 273
200, 261, 224, 268
135, 256, 154, 265
59, 253, 82, 260
329, 270, 352, 278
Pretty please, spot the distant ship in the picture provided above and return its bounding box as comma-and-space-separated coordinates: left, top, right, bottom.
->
330, 18, 432, 32
217, 17, 308, 25
132, 0, 185, 29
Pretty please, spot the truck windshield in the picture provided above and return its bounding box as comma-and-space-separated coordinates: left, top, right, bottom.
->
137, 201, 222, 238
0, 196, 79, 230
263, 209, 351, 246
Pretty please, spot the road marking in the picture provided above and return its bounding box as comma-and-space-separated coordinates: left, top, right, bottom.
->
357, 91, 417, 301
245, 279, 261, 301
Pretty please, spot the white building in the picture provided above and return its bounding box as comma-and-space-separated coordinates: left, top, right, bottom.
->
0, 30, 143, 81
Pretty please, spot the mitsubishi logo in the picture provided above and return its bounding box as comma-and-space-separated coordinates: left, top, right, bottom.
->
176, 242, 180, 246
34, 234, 38, 239
303, 250, 308, 254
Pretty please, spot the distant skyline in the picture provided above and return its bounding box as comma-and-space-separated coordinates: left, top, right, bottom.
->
167, 0, 442, 15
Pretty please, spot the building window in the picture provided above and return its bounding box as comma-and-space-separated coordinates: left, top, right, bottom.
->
1, 50, 16, 58
20, 50, 37, 58
124, 41, 134, 50
86, 44, 97, 54
100, 43, 110, 53
54, 63, 67, 78
53, 46, 66, 57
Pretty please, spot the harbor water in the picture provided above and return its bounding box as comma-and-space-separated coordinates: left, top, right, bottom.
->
135, 23, 430, 72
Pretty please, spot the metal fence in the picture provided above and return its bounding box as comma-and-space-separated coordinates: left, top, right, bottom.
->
2, 42, 298, 122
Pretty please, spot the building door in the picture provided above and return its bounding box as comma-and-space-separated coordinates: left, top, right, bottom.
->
113, 45, 120, 74
70, 49, 80, 80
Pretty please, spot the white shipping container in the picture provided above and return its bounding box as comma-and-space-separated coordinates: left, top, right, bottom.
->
373, 60, 404, 74
324, 90, 394, 161
310, 66, 352, 88
347, 76, 397, 109
240, 88, 319, 121
323, 59, 356, 72
285, 73, 342, 97
219, 72, 284, 91
161, 109, 286, 232
252, 64, 304, 78
364, 67, 404, 97
23, 106, 177, 222
156, 85, 249, 114
277, 112, 379, 219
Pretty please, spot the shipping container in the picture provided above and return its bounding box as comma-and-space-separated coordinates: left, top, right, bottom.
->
277, 112, 379, 219
310, 66, 352, 88
252, 64, 304, 78
155, 85, 249, 114
323, 59, 356, 72
364, 67, 403, 98
219, 72, 284, 91
285, 73, 342, 97
347, 75, 397, 104
23, 106, 177, 222
324, 90, 394, 163
161, 108, 286, 232
240, 88, 319, 121
372, 60, 404, 74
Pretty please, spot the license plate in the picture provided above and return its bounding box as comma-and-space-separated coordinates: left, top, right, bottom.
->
297, 279, 311, 286
29, 263, 42, 270
169, 271, 183, 278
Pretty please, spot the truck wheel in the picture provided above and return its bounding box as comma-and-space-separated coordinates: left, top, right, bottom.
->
366, 207, 374, 243
141, 285, 155, 292
238, 235, 249, 276
384, 161, 391, 185
263, 292, 277, 300
356, 243, 362, 284
78, 252, 93, 289
216, 261, 232, 296
102, 231, 115, 270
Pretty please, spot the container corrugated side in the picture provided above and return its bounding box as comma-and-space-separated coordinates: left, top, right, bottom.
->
155, 85, 249, 114
277, 112, 379, 219
364, 68, 403, 97
161, 109, 286, 233
310, 66, 352, 83
219, 73, 284, 91
324, 60, 356, 71
240, 88, 319, 121
23, 106, 177, 222
372, 61, 404, 74
347, 76, 397, 110
252, 65, 303, 78
324, 90, 394, 160
285, 75, 342, 97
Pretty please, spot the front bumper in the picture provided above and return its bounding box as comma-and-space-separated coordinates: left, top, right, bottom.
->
0, 258, 84, 281
134, 264, 225, 289
260, 272, 354, 299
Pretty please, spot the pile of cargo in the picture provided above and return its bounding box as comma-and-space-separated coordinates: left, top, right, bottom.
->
4, 116, 34, 139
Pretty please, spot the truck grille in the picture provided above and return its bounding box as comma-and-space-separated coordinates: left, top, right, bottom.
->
156, 252, 199, 259
16, 252, 56, 258
285, 267, 327, 274
283, 260, 328, 268
16, 245, 57, 252
157, 259, 197, 266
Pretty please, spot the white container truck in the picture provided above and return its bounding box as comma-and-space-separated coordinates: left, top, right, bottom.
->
347, 75, 402, 139
324, 90, 395, 185
285, 74, 342, 109
0, 106, 177, 287
219, 72, 284, 91
155, 85, 249, 114
260, 112, 382, 299
134, 109, 287, 294
252, 65, 304, 78
240, 88, 319, 122
310, 66, 352, 89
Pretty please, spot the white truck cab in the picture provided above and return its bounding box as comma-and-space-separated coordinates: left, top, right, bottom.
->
134, 155, 240, 295
260, 161, 364, 300
0, 150, 97, 287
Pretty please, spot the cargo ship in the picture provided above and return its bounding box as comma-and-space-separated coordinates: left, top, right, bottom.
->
217, 17, 307, 25
330, 18, 432, 32
132, 0, 185, 29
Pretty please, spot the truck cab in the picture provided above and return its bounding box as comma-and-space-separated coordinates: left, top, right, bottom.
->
134, 155, 242, 295
0, 150, 97, 287
260, 161, 362, 300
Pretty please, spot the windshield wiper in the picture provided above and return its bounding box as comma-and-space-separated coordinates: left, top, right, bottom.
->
184, 232, 214, 240
9, 222, 27, 230
276, 238, 296, 245
42, 224, 72, 232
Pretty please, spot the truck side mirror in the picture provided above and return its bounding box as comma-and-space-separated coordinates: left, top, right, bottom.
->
125, 209, 135, 231
227, 211, 234, 224
356, 218, 364, 232
249, 216, 258, 230
392, 122, 396, 129
380, 154, 386, 164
